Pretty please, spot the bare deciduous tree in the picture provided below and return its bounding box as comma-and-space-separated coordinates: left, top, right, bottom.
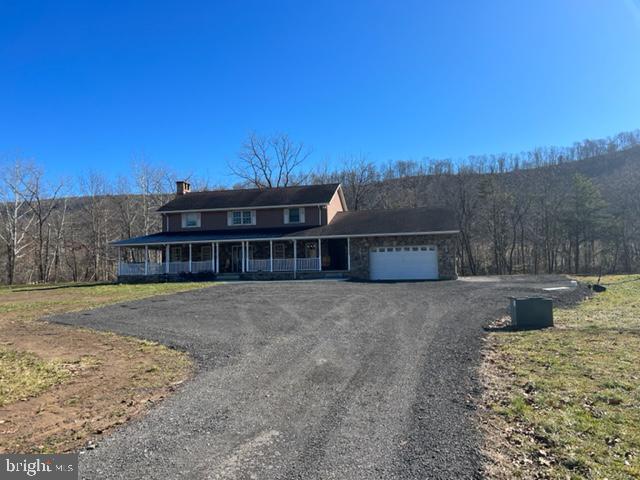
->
230, 132, 311, 188
79, 172, 113, 281
22, 165, 65, 282
0, 161, 35, 284
310, 155, 378, 210
132, 158, 175, 234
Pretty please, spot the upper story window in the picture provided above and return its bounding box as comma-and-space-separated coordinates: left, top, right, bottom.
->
228, 210, 256, 226
181, 212, 201, 228
284, 207, 305, 224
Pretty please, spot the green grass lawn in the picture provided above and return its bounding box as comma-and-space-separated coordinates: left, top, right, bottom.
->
0, 348, 71, 407
482, 275, 640, 480
0, 281, 214, 321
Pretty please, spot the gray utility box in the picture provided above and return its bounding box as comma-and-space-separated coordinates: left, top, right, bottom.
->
509, 297, 554, 329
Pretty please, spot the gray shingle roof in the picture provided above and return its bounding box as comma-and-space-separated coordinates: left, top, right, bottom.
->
112, 207, 458, 246
295, 207, 458, 237
157, 183, 341, 212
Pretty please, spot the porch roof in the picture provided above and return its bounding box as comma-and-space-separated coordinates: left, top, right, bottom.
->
111, 226, 311, 247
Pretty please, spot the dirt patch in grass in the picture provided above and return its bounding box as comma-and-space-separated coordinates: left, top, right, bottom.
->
0, 348, 71, 407
0, 282, 212, 453
479, 275, 640, 479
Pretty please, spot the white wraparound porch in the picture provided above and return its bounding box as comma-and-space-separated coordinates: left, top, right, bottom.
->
117, 238, 349, 276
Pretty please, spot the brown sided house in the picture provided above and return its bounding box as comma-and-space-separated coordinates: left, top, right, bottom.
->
113, 182, 459, 281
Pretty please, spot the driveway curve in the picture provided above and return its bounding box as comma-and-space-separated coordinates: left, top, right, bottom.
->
52, 276, 577, 480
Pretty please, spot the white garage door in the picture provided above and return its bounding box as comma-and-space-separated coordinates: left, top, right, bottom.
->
369, 245, 438, 280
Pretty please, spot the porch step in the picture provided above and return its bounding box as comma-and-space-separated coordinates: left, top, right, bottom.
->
216, 274, 242, 280
322, 272, 348, 279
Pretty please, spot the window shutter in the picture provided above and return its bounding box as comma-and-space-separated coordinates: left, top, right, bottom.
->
284, 209, 289, 224
300, 208, 305, 223
227, 211, 233, 226
251, 210, 256, 225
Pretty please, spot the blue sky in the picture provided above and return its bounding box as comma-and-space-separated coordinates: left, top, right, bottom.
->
1, 0, 639, 184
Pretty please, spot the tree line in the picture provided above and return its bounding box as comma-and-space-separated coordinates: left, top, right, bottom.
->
1, 130, 639, 284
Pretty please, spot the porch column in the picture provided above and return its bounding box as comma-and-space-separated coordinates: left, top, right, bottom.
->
293, 239, 297, 279
347, 237, 351, 271
215, 242, 219, 273
211, 242, 215, 272
246, 241, 251, 272
318, 239, 322, 271
269, 240, 273, 272
144, 245, 149, 275
241, 241, 245, 273
165, 244, 170, 274
188, 243, 193, 273
117, 247, 121, 276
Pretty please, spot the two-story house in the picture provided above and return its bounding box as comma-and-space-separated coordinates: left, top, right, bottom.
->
113, 182, 459, 281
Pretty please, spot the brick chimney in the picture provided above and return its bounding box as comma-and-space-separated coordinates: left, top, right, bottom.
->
176, 180, 191, 196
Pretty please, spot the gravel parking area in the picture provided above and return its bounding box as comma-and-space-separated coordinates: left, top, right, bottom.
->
52, 276, 577, 479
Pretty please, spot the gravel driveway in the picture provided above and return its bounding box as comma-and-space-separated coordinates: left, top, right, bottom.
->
52, 276, 577, 480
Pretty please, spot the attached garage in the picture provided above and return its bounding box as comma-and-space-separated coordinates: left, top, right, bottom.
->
369, 245, 439, 280
291, 207, 459, 281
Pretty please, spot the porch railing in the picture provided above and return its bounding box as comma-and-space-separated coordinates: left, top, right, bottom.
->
118, 252, 323, 276
118, 262, 164, 275
119, 261, 213, 275
272, 258, 294, 272
271, 257, 320, 272
247, 259, 271, 272
119, 262, 146, 276
191, 260, 214, 273
296, 257, 320, 271
167, 261, 190, 274
148, 263, 164, 275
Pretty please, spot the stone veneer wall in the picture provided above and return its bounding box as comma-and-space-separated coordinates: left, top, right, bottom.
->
348, 234, 458, 280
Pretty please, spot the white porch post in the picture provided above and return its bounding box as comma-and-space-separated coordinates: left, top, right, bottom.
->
241, 241, 245, 273
144, 245, 149, 275
117, 247, 121, 276
269, 240, 273, 272
293, 239, 297, 279
215, 242, 219, 273
318, 238, 322, 271
211, 242, 215, 272
188, 244, 192, 273
347, 237, 351, 271
165, 244, 170, 274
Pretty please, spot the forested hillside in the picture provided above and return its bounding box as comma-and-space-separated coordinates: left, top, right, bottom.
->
1, 130, 639, 283
323, 145, 640, 276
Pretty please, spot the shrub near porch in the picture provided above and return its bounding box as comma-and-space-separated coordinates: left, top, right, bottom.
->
481, 276, 640, 479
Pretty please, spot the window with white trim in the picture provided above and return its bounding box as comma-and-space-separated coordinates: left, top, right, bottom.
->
181, 212, 201, 228
227, 210, 256, 226
284, 207, 305, 224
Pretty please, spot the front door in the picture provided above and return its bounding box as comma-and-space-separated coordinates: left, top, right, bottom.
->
231, 245, 243, 272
